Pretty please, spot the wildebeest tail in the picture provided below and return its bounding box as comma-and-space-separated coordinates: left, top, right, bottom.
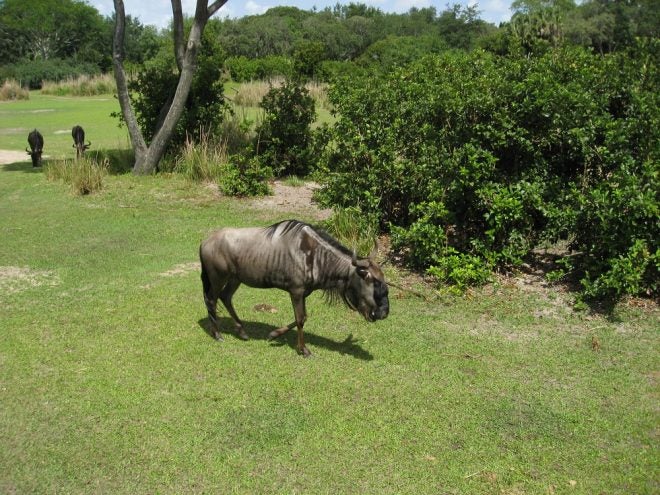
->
200, 245, 212, 296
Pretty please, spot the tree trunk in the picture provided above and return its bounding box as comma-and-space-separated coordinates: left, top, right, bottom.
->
112, 0, 228, 175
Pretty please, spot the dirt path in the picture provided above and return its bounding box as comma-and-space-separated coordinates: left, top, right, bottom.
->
0, 149, 29, 164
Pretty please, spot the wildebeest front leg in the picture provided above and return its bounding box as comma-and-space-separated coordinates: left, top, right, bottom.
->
267, 293, 309, 356
292, 292, 310, 357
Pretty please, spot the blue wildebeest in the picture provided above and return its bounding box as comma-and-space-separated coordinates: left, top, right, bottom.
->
199, 220, 390, 357
71, 125, 90, 158
26, 129, 44, 167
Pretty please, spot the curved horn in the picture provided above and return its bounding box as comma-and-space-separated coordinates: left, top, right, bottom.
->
85, 141, 91, 149
26, 147, 31, 154
351, 251, 370, 268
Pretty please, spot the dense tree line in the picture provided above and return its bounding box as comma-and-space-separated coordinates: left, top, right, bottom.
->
2, 0, 656, 84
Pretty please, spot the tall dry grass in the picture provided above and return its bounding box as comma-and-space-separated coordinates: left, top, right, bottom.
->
45, 156, 108, 195
232, 78, 329, 109
174, 131, 229, 183
0, 79, 29, 101
41, 74, 116, 97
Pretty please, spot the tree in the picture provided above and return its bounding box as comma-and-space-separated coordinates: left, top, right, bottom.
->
112, 0, 227, 175
0, 0, 107, 63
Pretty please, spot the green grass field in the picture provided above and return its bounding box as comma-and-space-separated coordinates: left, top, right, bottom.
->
1, 94, 658, 494
0, 93, 129, 159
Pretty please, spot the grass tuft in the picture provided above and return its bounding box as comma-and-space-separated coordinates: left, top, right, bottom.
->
45, 156, 108, 195
324, 207, 378, 257
0, 79, 29, 101
281, 175, 305, 187
174, 131, 228, 183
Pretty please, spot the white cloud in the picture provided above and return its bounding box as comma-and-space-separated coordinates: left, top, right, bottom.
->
393, 0, 432, 13
475, 0, 512, 24
245, 0, 270, 15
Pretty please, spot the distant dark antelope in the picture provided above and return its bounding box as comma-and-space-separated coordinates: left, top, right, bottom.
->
199, 220, 390, 357
71, 125, 91, 158
26, 129, 44, 167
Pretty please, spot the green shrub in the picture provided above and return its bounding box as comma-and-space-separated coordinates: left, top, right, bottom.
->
319, 41, 659, 302
225, 56, 293, 82
255, 79, 317, 177
569, 160, 659, 301
580, 240, 658, 302
219, 156, 271, 197
427, 250, 493, 293
390, 201, 450, 270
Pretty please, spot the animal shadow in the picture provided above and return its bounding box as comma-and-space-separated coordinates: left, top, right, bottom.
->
197, 316, 373, 361
1, 161, 44, 173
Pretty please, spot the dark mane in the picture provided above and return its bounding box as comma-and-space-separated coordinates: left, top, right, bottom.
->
264, 220, 354, 258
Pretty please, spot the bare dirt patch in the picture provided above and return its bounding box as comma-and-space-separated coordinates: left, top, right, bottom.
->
248, 180, 332, 221
159, 262, 199, 277
0, 266, 60, 294
0, 149, 30, 164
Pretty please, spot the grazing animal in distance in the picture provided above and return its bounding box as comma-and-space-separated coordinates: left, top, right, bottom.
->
71, 125, 91, 158
199, 219, 390, 357
26, 129, 44, 167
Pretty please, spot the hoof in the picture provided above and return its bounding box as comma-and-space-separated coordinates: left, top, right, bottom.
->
298, 347, 312, 358
213, 333, 223, 341
237, 330, 249, 341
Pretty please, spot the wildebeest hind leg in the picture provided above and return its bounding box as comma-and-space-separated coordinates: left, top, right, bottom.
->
219, 279, 249, 341
267, 321, 296, 341
201, 270, 222, 340
203, 290, 222, 340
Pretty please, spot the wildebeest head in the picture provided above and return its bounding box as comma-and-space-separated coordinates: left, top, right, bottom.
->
26, 129, 43, 167
343, 255, 390, 322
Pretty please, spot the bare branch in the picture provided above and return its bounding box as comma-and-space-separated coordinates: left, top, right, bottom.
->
207, 0, 229, 18
171, 0, 185, 71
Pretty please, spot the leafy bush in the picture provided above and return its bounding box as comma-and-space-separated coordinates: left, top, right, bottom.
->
255, 79, 317, 177
219, 156, 271, 197
570, 160, 659, 301
427, 250, 493, 293
319, 42, 659, 301
225, 56, 293, 82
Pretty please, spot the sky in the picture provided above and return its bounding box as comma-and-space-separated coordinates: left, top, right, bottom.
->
88, 0, 513, 29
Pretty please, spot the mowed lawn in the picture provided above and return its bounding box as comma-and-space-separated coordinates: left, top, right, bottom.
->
0, 92, 129, 159
0, 96, 658, 494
